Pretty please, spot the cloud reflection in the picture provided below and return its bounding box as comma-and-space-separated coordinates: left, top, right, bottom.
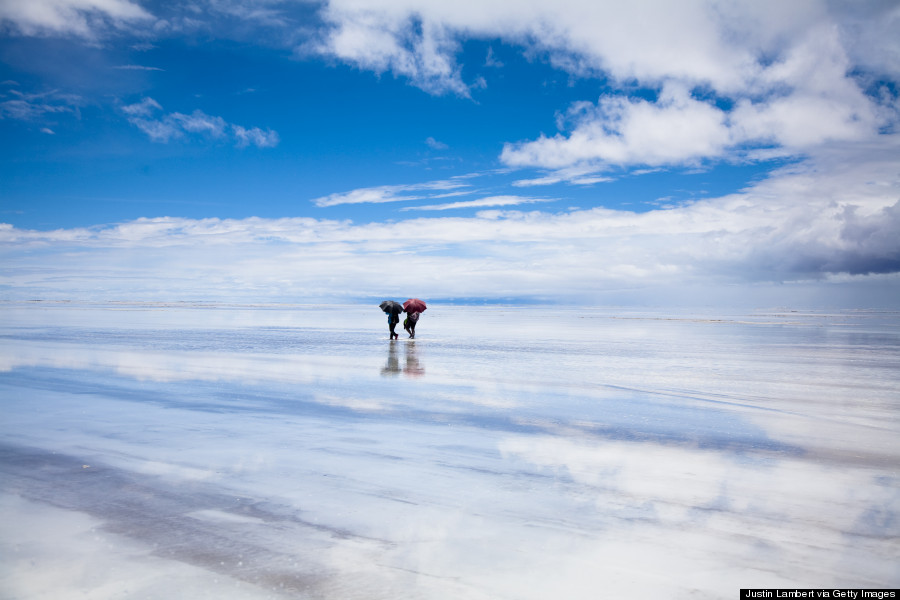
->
498, 433, 900, 590
1, 305, 899, 597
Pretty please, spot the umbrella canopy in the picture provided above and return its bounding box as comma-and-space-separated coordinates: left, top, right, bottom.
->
379, 300, 403, 314
403, 298, 427, 313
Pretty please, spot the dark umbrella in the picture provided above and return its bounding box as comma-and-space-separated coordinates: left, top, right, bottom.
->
379, 300, 403, 314
403, 298, 427, 313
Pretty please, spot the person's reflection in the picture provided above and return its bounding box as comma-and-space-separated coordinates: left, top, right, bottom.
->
380, 341, 425, 377
381, 342, 401, 376
403, 341, 425, 377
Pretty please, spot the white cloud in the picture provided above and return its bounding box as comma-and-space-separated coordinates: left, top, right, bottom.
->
484, 45, 502, 68
312, 3, 470, 96
121, 98, 279, 148
3, 137, 898, 305
0, 89, 81, 122
0, 1, 898, 308
311, 0, 899, 176
120, 96, 161, 117
0, 98, 69, 121
313, 0, 744, 95
311, 0, 895, 94
502, 25, 890, 174
511, 164, 614, 188
203, 0, 294, 28
6, 1, 894, 179
233, 125, 280, 148
403, 195, 548, 211
502, 83, 732, 171
0, 0, 154, 39
171, 110, 228, 137
311, 176, 474, 207
728, 25, 885, 148
425, 136, 448, 150
113, 64, 165, 71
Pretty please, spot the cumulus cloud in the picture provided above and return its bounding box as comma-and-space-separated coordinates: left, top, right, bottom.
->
3, 137, 898, 304
311, 0, 899, 179
502, 25, 890, 176
502, 83, 732, 171
311, 3, 470, 96
121, 98, 279, 148
312, 0, 746, 95
0, 0, 154, 39
7, 1, 895, 180
313, 1, 900, 94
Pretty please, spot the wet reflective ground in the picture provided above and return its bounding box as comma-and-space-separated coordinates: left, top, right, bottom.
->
1, 302, 898, 598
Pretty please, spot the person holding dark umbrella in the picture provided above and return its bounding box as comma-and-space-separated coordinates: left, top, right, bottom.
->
402, 298, 427, 339
379, 300, 404, 340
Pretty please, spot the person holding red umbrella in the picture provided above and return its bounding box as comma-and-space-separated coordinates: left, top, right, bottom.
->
402, 298, 426, 339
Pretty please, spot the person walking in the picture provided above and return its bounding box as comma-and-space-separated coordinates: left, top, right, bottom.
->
401, 298, 427, 339
403, 310, 419, 338
380, 301, 404, 340
388, 304, 402, 339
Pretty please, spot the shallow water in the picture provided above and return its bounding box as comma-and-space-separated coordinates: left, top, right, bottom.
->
1, 302, 898, 598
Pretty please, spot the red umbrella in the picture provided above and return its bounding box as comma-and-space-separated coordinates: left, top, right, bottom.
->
403, 298, 426, 313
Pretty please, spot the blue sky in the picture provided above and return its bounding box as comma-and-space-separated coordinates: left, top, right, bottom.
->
1, 0, 899, 306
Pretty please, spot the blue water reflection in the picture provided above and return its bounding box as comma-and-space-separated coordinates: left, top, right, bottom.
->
1, 302, 898, 598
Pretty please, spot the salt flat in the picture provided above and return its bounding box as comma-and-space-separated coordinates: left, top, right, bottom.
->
1, 302, 898, 599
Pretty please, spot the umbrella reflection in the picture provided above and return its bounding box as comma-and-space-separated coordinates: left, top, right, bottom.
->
381, 341, 425, 378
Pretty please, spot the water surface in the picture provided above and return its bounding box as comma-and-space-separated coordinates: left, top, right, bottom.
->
1, 302, 898, 598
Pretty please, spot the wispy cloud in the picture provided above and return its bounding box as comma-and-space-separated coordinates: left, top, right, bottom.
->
121, 98, 279, 148
113, 65, 165, 72
0, 88, 81, 122
311, 176, 475, 207
403, 195, 550, 211
232, 125, 280, 148
202, 0, 295, 28
484, 46, 503, 68
512, 165, 615, 188
0, 0, 154, 39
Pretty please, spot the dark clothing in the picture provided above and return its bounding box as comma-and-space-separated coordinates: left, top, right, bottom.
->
388, 306, 403, 339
